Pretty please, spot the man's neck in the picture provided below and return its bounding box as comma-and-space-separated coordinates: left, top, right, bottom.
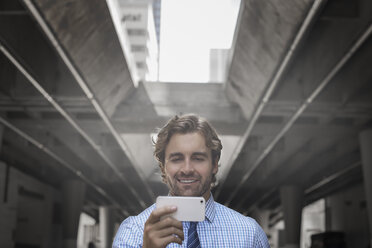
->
203, 191, 211, 201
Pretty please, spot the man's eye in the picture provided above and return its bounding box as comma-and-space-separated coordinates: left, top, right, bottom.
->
194, 157, 205, 161
171, 158, 182, 162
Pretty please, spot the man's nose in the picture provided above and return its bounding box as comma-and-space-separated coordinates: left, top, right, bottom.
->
180, 158, 194, 173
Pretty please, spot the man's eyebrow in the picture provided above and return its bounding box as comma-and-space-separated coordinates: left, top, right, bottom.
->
192, 152, 208, 157
168, 152, 183, 158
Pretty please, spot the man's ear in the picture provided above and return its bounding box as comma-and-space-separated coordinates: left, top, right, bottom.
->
161, 164, 168, 183
212, 159, 219, 174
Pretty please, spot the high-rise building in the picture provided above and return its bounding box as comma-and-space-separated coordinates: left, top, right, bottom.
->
117, 0, 160, 81
152, 0, 162, 45
209, 49, 229, 83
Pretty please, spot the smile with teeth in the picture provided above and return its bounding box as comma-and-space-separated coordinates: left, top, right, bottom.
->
178, 179, 198, 183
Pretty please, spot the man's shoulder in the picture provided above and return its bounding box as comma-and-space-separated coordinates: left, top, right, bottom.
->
122, 204, 155, 229
112, 204, 155, 247
212, 201, 270, 247
214, 201, 260, 228
135, 203, 156, 220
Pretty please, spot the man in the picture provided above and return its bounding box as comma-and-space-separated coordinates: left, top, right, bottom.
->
113, 114, 270, 247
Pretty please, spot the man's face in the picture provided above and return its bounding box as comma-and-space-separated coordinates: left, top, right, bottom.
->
163, 132, 218, 200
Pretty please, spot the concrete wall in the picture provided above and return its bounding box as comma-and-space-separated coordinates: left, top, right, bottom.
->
0, 161, 62, 248
77, 213, 96, 248
325, 183, 370, 248
301, 199, 325, 248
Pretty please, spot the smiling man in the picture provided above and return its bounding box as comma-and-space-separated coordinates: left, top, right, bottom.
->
162, 132, 217, 200
113, 114, 270, 248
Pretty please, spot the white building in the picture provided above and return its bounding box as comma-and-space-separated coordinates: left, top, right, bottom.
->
209, 49, 229, 83
118, 0, 159, 81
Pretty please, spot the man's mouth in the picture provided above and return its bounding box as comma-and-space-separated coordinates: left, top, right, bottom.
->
177, 179, 198, 184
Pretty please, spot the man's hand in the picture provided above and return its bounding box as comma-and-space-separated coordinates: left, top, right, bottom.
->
143, 206, 184, 248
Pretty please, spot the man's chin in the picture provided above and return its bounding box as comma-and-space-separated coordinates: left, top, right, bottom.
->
172, 189, 201, 197
181, 191, 199, 197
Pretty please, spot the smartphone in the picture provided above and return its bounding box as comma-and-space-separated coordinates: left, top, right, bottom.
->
156, 196, 205, 222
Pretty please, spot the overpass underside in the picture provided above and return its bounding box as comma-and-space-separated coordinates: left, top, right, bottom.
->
0, 0, 371, 247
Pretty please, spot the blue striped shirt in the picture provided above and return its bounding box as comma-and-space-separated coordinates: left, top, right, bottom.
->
113, 195, 270, 247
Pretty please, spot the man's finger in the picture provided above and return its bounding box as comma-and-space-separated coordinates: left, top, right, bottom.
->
153, 216, 183, 232
159, 235, 183, 246
146, 206, 177, 224
155, 226, 184, 241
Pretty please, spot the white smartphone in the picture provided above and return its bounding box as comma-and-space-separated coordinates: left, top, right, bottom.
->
156, 196, 205, 222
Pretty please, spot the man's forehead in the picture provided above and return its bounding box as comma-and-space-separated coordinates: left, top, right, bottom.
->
165, 132, 210, 153
169, 131, 205, 140
167, 132, 206, 144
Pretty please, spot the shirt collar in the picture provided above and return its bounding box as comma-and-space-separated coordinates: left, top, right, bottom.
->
205, 193, 216, 223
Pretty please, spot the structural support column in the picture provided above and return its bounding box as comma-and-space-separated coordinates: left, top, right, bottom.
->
99, 206, 115, 248
61, 180, 86, 248
250, 208, 270, 233
0, 123, 3, 152
359, 129, 372, 246
280, 185, 303, 248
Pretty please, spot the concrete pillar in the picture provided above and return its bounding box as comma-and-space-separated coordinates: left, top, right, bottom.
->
250, 208, 270, 233
0, 124, 4, 201
359, 129, 372, 246
99, 206, 115, 248
280, 185, 303, 248
61, 180, 86, 248
325, 194, 344, 231
0, 123, 3, 152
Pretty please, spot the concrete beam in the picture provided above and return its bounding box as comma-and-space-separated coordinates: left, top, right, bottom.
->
30, 0, 136, 117
226, 0, 314, 120
113, 82, 244, 124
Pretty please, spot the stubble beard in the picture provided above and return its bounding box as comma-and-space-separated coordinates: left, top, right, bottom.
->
166, 172, 213, 197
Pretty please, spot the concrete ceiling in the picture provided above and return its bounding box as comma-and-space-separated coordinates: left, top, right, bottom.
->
0, 0, 371, 223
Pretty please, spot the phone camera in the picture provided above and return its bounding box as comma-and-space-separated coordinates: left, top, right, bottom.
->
200, 200, 204, 203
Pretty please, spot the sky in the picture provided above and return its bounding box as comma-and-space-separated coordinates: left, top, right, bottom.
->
159, 0, 241, 82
